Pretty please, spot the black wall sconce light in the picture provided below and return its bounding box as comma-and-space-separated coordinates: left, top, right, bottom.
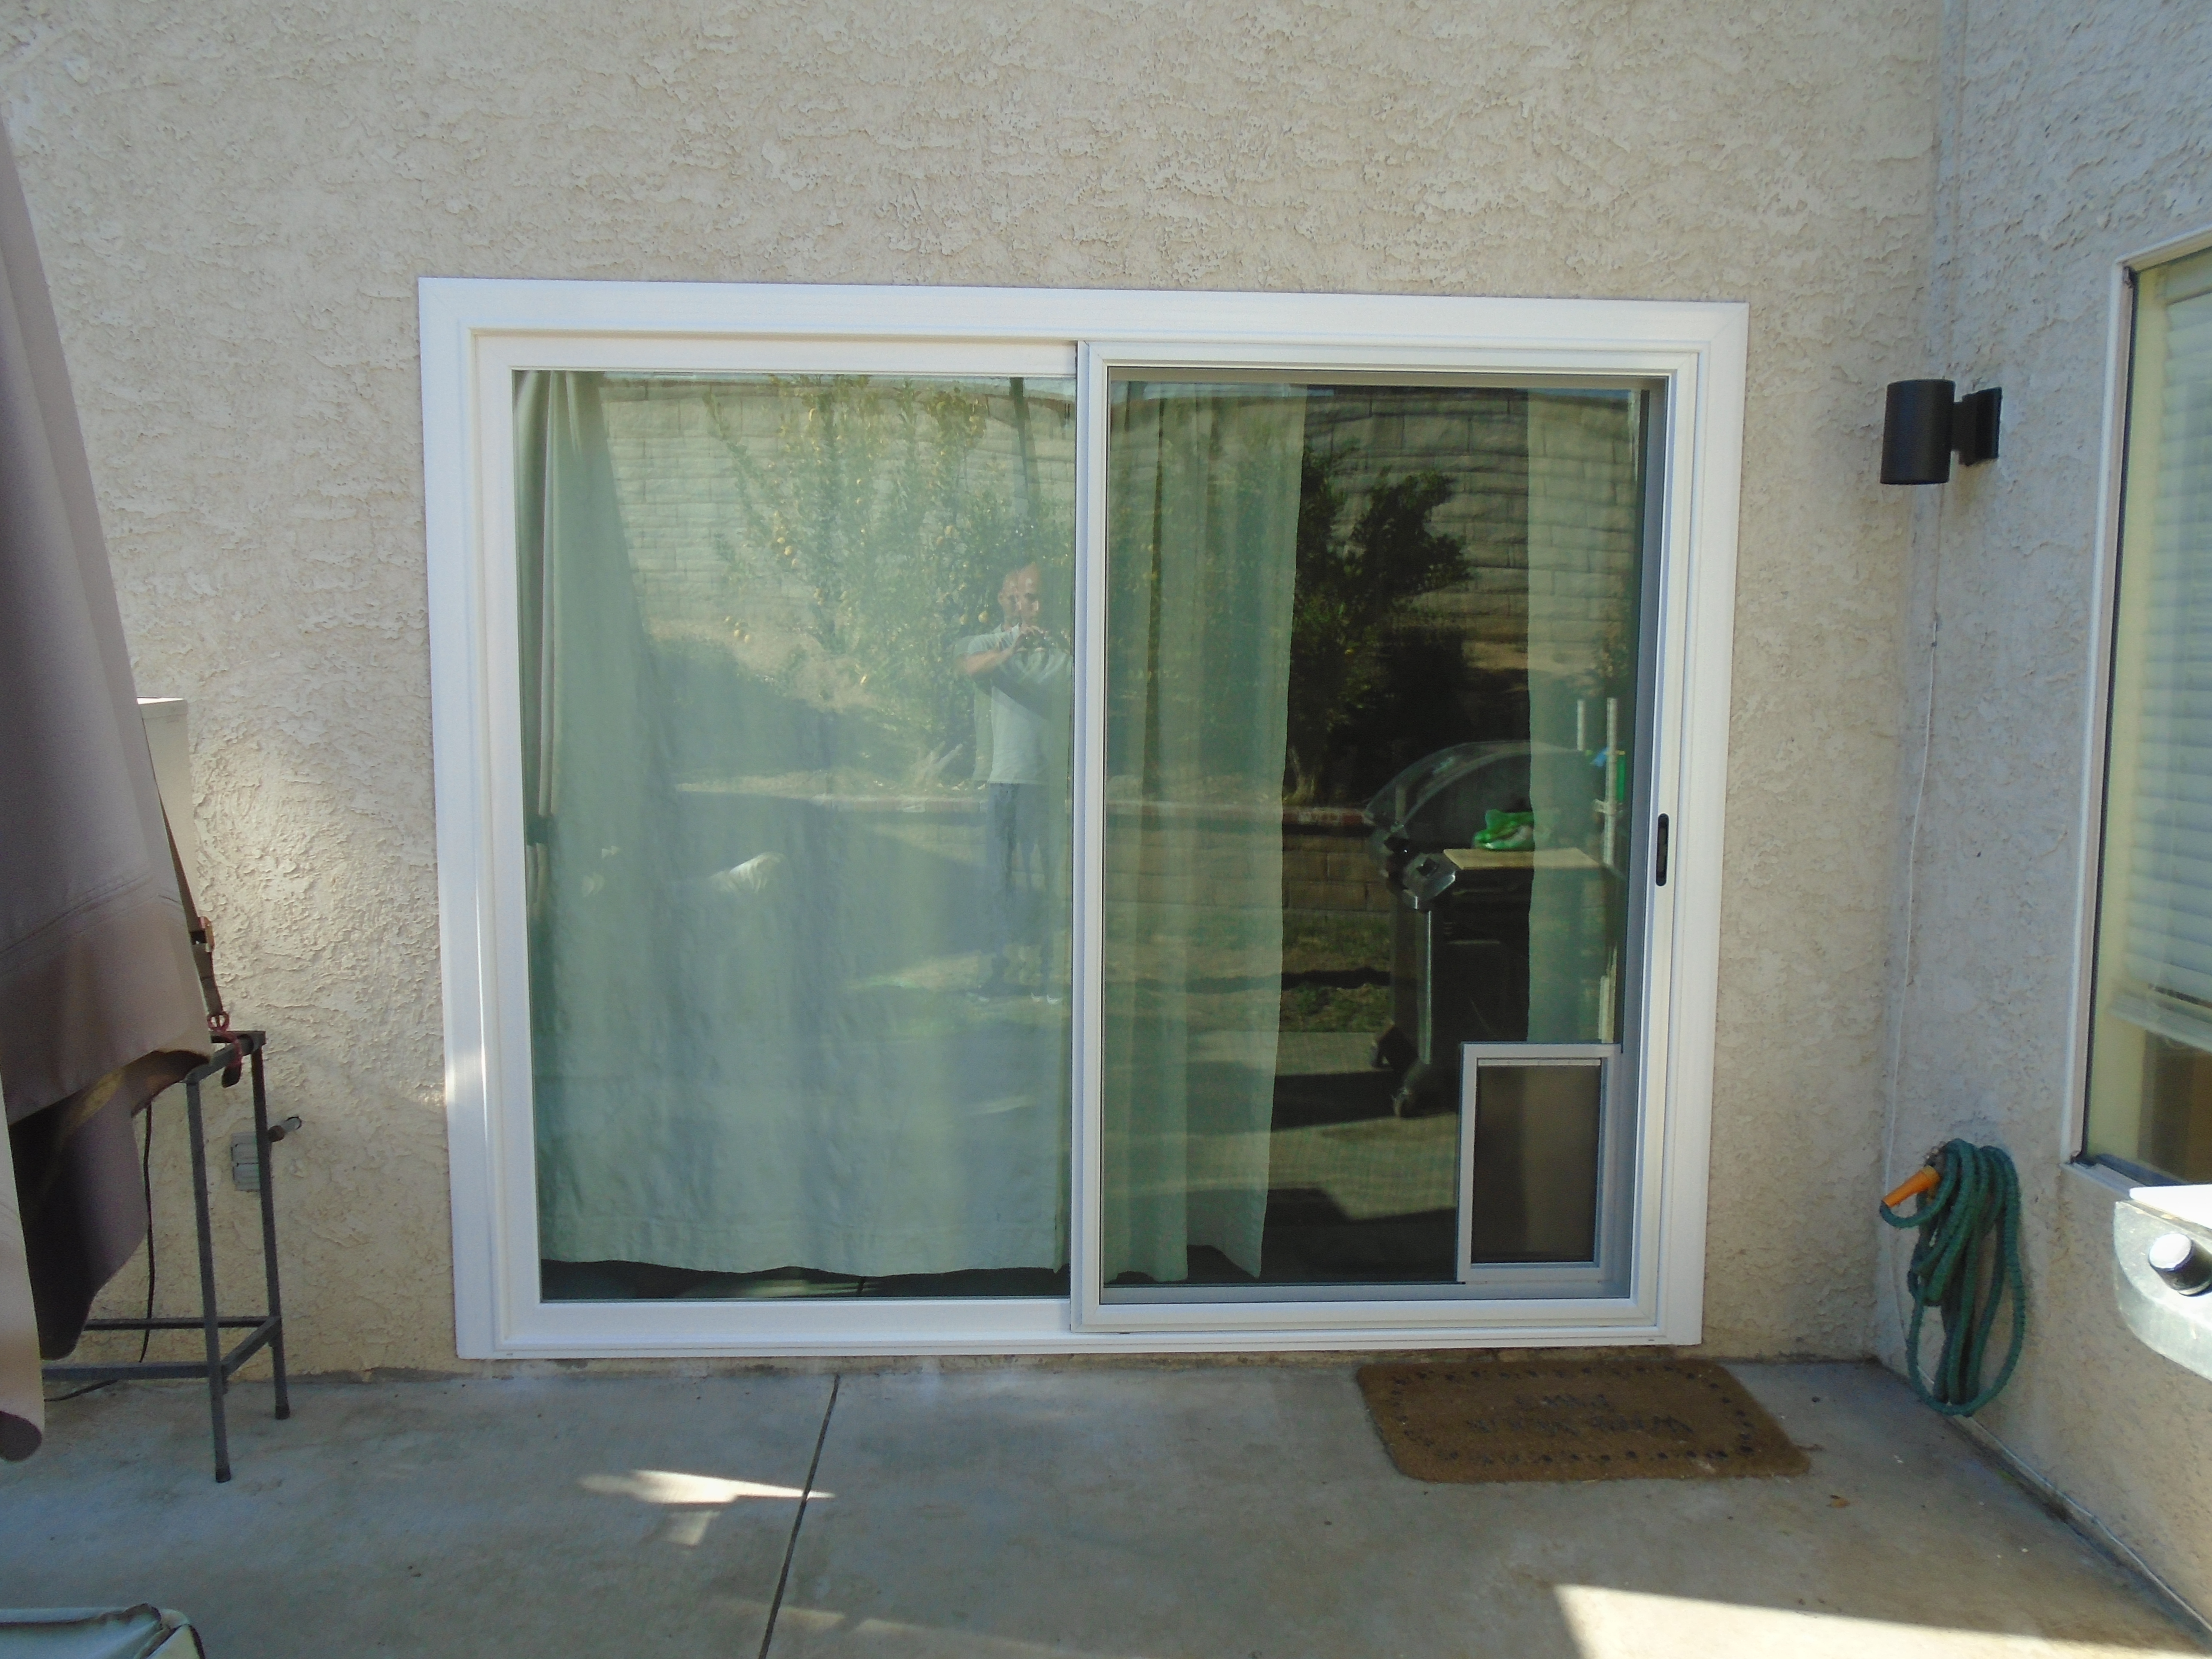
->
1881, 379, 2002, 485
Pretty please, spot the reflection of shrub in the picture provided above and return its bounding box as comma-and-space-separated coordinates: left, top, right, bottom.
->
708, 379, 1072, 780
1285, 455, 1466, 803
1327, 635, 1522, 805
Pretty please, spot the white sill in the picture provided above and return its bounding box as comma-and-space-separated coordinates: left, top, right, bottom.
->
2066, 1159, 2139, 1201
2125, 1184, 2212, 1230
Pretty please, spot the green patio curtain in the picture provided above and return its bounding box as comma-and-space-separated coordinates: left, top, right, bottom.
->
1524, 390, 1643, 1045
521, 371, 1073, 1283
1100, 381, 1307, 1283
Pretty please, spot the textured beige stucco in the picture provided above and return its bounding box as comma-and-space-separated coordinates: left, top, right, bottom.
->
2, 1, 1938, 1373
1877, 0, 2212, 1615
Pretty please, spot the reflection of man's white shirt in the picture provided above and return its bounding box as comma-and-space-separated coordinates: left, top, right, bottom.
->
958, 628, 1072, 785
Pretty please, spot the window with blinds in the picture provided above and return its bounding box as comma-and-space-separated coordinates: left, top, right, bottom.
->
2087, 243, 2212, 1182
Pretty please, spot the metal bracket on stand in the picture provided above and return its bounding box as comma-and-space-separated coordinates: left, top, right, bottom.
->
41, 1032, 291, 1481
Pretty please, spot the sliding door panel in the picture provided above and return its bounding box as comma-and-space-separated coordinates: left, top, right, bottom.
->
518, 371, 1077, 1301
1097, 376, 1654, 1304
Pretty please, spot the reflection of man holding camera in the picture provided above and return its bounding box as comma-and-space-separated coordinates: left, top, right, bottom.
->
959, 562, 1071, 996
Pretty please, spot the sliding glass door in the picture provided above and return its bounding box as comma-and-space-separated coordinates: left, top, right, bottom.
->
514, 368, 1657, 1316
423, 281, 1742, 1354
1086, 372, 1656, 1320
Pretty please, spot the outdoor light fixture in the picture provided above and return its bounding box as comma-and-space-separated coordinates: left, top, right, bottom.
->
1881, 379, 2002, 485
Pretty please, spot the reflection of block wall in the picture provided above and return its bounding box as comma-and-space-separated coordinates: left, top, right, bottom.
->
1104, 822, 1269, 910
597, 381, 1620, 690
1303, 389, 1531, 661
1301, 389, 1528, 549
1280, 829, 1394, 916
1297, 389, 1643, 688
597, 377, 1078, 635
600, 380, 753, 623
1525, 394, 1644, 681
1101, 822, 1388, 916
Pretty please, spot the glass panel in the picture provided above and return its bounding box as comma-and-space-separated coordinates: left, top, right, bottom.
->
1467, 1062, 1602, 1265
519, 371, 1076, 1299
2088, 246, 2212, 1182
1100, 377, 1651, 1297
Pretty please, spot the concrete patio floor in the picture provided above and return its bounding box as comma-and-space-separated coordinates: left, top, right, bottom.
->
0, 1360, 2201, 1657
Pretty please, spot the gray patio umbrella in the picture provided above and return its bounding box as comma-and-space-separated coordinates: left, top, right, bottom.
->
0, 119, 210, 1459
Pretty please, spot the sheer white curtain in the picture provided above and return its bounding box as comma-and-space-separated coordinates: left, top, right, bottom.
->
1101, 382, 1307, 1283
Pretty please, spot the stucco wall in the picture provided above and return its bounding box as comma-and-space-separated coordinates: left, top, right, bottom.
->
1, 0, 1936, 1372
1877, 0, 2212, 1616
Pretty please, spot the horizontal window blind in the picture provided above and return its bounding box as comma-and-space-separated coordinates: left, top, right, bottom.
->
2124, 251, 2212, 1009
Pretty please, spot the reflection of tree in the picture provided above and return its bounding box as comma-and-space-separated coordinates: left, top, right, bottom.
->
1284, 454, 1466, 802
708, 379, 1069, 781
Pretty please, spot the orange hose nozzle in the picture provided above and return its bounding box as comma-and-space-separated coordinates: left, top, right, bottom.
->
1884, 1166, 1940, 1209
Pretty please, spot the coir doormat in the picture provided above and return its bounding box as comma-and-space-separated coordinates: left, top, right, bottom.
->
1357, 1359, 1809, 1484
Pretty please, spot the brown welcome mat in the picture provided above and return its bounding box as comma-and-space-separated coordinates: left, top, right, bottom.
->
1357, 1359, 1809, 1483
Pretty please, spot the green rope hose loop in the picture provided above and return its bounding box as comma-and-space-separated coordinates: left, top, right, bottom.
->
1878, 1139, 2027, 1416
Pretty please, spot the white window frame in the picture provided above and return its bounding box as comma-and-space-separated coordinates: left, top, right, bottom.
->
419, 279, 1746, 1358
2068, 222, 2212, 1175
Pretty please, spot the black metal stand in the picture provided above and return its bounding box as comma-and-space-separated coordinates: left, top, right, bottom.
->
42, 1033, 290, 1481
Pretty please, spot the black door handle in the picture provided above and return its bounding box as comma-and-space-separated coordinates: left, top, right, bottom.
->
1654, 814, 1670, 886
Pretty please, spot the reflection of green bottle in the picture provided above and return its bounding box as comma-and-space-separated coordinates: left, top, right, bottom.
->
1472, 808, 1537, 851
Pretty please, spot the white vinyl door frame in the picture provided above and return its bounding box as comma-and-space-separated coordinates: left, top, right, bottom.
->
419, 278, 1746, 1358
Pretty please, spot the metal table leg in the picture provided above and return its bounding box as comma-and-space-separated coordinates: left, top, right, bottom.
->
182, 1069, 229, 1482
41, 1033, 291, 1483
249, 1042, 290, 1422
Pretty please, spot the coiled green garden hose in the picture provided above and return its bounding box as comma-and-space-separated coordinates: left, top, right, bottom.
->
1878, 1139, 2027, 1416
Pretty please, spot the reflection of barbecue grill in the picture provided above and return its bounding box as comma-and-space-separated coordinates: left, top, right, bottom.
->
1363, 742, 1598, 1115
